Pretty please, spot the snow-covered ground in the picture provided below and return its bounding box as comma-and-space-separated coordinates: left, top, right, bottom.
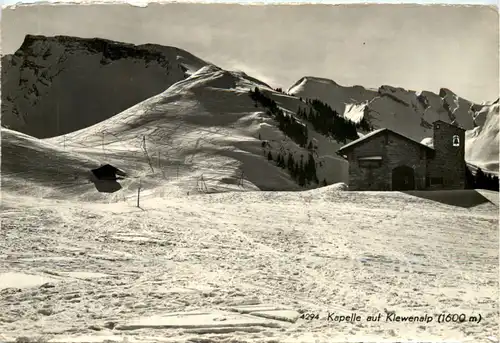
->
0, 188, 498, 343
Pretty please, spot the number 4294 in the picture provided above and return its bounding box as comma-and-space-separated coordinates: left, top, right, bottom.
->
300, 313, 320, 320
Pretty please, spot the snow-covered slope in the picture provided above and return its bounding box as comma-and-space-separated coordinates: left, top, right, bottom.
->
288, 77, 499, 171
288, 77, 379, 117
2, 64, 348, 199
0, 128, 138, 200
465, 100, 499, 173
1, 35, 208, 138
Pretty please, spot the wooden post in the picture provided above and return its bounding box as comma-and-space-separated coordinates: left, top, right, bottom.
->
56, 102, 60, 136
137, 178, 141, 207
239, 171, 244, 187
200, 174, 208, 193
141, 136, 154, 173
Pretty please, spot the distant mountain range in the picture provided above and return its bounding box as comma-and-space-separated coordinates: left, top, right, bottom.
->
287, 76, 499, 173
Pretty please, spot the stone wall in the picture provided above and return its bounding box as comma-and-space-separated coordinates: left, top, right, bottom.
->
427, 121, 466, 189
386, 133, 428, 190
346, 131, 428, 191
347, 134, 388, 191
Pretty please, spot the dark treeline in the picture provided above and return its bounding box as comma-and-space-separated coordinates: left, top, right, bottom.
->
465, 166, 499, 191
250, 87, 324, 186
267, 149, 325, 187
296, 99, 373, 144
250, 87, 308, 148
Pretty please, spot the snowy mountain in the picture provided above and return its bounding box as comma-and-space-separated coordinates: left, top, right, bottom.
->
1, 34, 208, 138
2, 35, 497, 201
3, 63, 348, 200
288, 76, 499, 173
465, 100, 499, 174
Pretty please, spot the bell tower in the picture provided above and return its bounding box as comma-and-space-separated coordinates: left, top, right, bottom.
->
427, 120, 466, 189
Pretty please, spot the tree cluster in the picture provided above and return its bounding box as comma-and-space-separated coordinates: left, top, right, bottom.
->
250, 87, 308, 148
465, 166, 499, 191
267, 150, 321, 187
296, 99, 372, 144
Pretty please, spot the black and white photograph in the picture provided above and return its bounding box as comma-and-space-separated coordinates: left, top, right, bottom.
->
1, 3, 499, 342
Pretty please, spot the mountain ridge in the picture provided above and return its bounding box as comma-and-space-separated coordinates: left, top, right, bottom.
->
1, 34, 209, 138
287, 74, 498, 172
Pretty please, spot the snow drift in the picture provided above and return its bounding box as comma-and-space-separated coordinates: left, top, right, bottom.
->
0, 128, 133, 200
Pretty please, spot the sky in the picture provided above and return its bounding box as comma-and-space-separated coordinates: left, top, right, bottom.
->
1, 3, 498, 103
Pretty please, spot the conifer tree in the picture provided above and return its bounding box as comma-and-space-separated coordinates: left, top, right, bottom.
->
465, 164, 475, 189
277, 154, 285, 168
475, 168, 486, 189
298, 167, 306, 186
294, 161, 300, 179
307, 141, 314, 151
306, 153, 317, 183
287, 153, 294, 172
492, 175, 499, 191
